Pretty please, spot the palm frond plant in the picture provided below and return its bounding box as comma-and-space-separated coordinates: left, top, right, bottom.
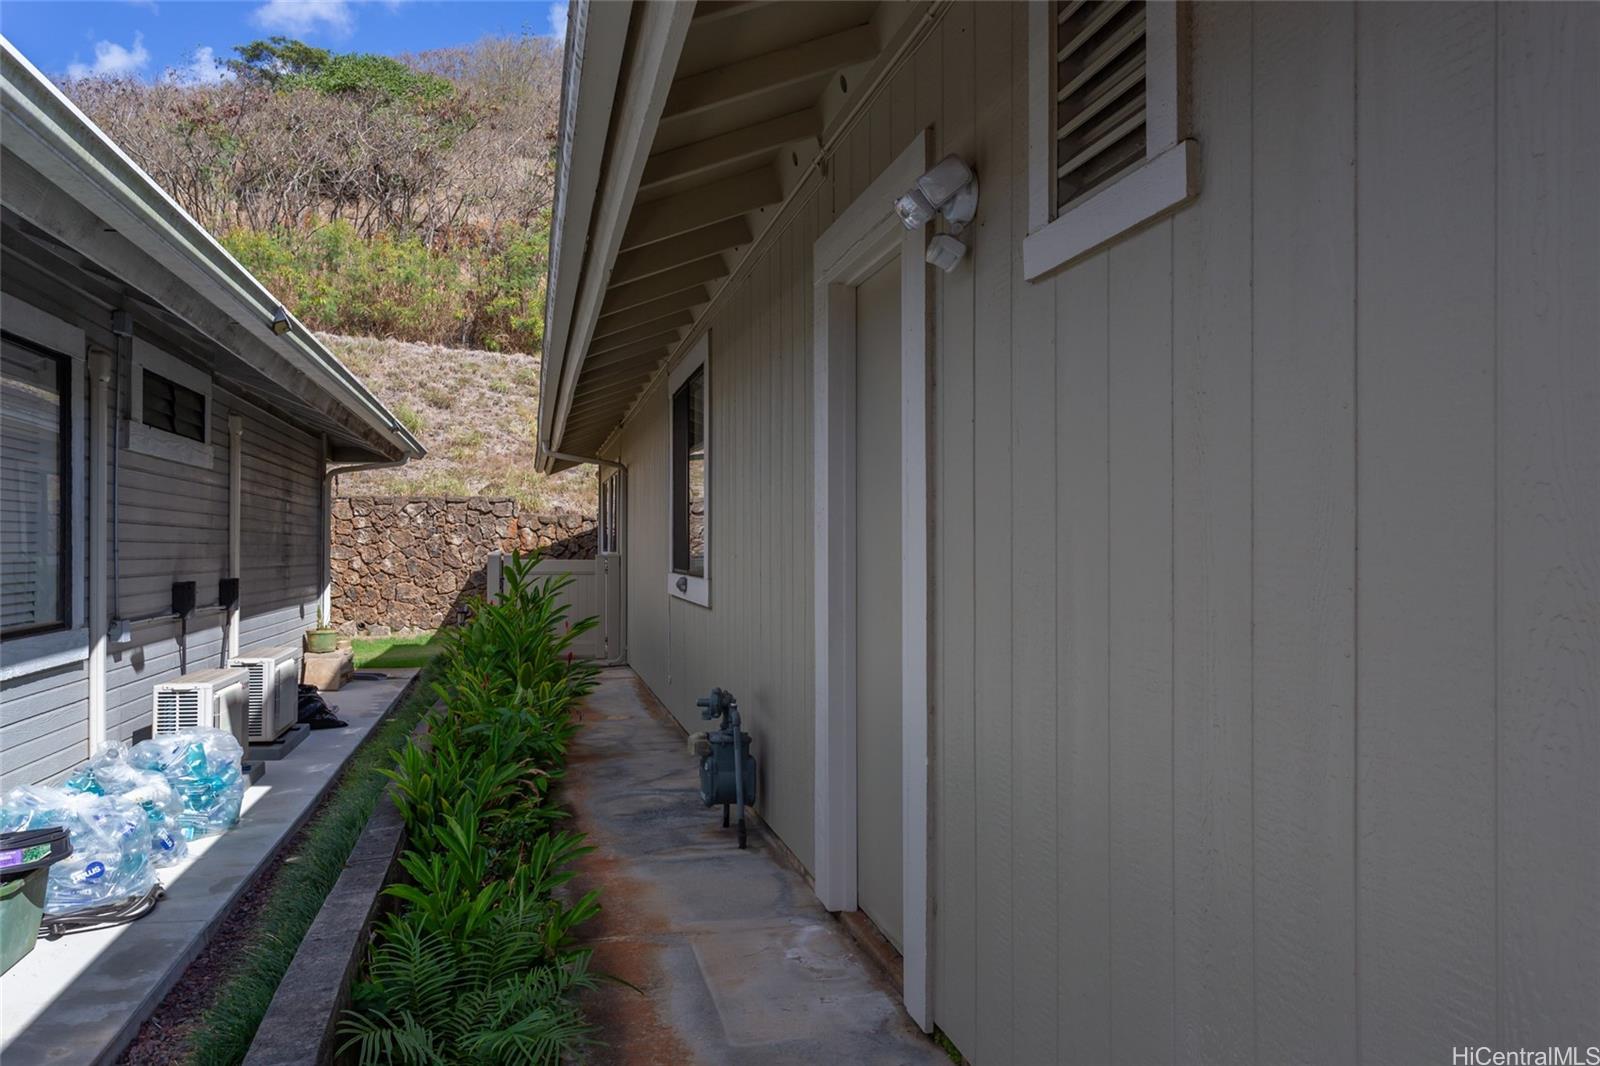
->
340, 551, 601, 1065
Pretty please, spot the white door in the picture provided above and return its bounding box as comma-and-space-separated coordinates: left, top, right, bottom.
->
854, 254, 903, 949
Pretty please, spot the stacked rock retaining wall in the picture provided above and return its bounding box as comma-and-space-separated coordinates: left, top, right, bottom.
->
329, 496, 596, 633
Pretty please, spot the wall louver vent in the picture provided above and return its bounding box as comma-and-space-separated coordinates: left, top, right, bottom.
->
153, 685, 204, 734
1054, 0, 1148, 213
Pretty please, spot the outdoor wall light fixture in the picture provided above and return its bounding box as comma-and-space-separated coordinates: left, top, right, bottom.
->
270, 305, 291, 335
894, 154, 978, 272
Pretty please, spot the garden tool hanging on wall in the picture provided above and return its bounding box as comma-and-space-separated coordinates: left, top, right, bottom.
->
689, 687, 756, 849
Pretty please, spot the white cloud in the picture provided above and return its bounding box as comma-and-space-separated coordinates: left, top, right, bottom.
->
251, 0, 355, 37
546, 2, 568, 43
67, 33, 151, 79
168, 46, 233, 86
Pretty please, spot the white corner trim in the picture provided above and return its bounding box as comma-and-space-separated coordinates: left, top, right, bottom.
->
667, 333, 710, 607
127, 338, 215, 469
1023, 138, 1197, 280
813, 126, 935, 1033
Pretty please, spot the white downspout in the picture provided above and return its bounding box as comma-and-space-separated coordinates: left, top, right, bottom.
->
319, 435, 332, 628
87, 348, 112, 748
321, 455, 408, 628
228, 414, 243, 658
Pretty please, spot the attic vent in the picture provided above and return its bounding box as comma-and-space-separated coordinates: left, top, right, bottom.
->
1054, 0, 1148, 214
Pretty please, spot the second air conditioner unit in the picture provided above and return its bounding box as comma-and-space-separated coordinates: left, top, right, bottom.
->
230, 644, 302, 742
151, 666, 251, 753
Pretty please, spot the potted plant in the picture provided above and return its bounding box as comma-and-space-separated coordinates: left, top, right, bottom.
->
305, 609, 340, 654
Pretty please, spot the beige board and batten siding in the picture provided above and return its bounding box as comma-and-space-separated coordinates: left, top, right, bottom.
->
602, 2, 1598, 1062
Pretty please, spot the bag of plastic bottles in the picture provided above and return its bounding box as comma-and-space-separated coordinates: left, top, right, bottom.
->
127, 730, 245, 840
0, 785, 158, 914
64, 743, 188, 867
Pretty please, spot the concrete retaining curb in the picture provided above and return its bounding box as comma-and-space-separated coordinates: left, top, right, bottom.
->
242, 793, 406, 1066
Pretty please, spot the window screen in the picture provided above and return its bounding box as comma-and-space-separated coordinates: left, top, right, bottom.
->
1054, 0, 1148, 213
1, 336, 69, 637
671, 365, 706, 578
142, 368, 207, 442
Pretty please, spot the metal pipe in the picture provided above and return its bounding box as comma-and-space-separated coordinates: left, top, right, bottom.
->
228, 415, 242, 658
539, 443, 626, 475
320, 456, 409, 627
87, 348, 112, 747
110, 310, 131, 627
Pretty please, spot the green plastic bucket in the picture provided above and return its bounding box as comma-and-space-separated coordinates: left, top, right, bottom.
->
1, 827, 71, 975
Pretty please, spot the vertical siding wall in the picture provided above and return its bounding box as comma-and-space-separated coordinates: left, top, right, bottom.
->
1, 276, 327, 772
607, 3, 1598, 1061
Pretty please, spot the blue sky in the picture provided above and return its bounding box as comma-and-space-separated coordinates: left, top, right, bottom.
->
0, 1, 565, 83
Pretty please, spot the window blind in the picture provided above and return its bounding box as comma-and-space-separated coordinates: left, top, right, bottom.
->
1, 340, 67, 636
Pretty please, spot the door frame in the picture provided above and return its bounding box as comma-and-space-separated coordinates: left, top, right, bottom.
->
812, 128, 934, 1031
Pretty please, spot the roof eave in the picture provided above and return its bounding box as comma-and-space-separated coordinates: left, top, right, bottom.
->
537, 1, 695, 472
0, 36, 424, 464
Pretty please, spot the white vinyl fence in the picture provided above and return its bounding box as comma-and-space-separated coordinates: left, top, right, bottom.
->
486, 551, 603, 660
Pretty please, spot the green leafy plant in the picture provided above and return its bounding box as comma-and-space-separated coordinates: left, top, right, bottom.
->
340, 551, 600, 1064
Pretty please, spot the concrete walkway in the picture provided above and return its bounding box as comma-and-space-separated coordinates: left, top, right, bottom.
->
0, 670, 417, 1066
566, 668, 945, 1066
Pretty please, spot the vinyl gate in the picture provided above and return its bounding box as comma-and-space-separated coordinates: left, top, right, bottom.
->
485, 552, 615, 662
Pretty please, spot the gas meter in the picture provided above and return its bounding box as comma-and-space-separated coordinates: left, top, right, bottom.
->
691, 687, 756, 848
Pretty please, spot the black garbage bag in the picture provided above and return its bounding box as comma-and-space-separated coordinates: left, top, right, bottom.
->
296, 683, 348, 730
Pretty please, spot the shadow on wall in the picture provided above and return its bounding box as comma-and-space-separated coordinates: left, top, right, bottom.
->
330, 496, 596, 634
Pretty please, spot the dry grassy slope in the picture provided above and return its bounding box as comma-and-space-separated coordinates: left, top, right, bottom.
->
320, 333, 595, 513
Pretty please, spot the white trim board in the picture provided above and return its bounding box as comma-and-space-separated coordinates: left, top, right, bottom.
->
811, 128, 935, 1032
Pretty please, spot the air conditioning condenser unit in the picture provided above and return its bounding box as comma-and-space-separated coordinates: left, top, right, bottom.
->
230, 644, 302, 742
151, 667, 251, 752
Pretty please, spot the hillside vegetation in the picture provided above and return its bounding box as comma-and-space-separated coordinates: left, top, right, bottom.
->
320, 333, 592, 511
66, 36, 592, 509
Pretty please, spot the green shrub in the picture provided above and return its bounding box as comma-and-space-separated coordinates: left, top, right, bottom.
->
220, 220, 548, 353
340, 553, 600, 1065
392, 402, 425, 436
284, 52, 455, 101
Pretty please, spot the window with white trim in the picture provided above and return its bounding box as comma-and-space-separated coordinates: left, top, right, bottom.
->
1025, 0, 1197, 279
666, 334, 709, 606
1, 334, 70, 637
127, 339, 213, 469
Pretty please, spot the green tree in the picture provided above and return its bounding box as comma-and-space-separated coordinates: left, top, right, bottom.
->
226, 37, 331, 85
284, 52, 454, 101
